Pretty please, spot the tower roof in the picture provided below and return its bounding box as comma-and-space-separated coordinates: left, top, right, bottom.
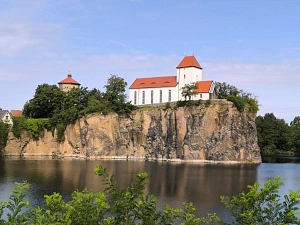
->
176, 55, 202, 69
58, 72, 81, 85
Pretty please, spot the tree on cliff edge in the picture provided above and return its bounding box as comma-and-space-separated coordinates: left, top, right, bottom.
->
103, 74, 129, 114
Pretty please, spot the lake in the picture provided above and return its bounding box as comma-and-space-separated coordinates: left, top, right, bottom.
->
1, 156, 300, 223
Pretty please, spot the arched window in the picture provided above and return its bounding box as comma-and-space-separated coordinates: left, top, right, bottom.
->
142, 91, 145, 104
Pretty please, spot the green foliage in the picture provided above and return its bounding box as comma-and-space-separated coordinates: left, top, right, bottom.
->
181, 82, 198, 101
245, 97, 259, 113
1, 169, 300, 225
11, 116, 26, 139
19, 75, 136, 142
256, 113, 294, 154
215, 82, 240, 99
23, 84, 60, 118
164, 102, 171, 110
226, 95, 246, 111
0, 121, 9, 151
11, 117, 51, 140
176, 100, 204, 108
215, 81, 259, 113
25, 119, 50, 140
56, 123, 66, 142
205, 99, 211, 107
0, 181, 30, 224
221, 177, 300, 225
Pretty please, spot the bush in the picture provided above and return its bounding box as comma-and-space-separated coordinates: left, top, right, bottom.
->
227, 95, 246, 111
245, 97, 259, 113
205, 99, 211, 107
164, 102, 171, 110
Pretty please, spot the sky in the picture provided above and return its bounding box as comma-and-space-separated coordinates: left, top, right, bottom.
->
0, 0, 299, 123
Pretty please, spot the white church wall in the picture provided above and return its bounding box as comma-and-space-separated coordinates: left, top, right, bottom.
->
129, 86, 178, 105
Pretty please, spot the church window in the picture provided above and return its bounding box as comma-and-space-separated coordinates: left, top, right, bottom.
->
168, 90, 171, 102
159, 90, 162, 103
134, 91, 137, 104
184, 75, 186, 79
151, 90, 154, 104
142, 91, 145, 104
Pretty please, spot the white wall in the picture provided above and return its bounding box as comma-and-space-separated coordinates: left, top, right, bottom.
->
177, 67, 202, 91
129, 86, 178, 105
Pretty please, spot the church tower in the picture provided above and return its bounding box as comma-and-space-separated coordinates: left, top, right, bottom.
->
176, 55, 203, 91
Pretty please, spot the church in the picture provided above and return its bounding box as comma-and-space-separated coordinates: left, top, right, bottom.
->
129, 55, 217, 105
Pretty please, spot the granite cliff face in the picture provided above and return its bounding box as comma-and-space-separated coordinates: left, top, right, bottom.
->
4, 100, 261, 163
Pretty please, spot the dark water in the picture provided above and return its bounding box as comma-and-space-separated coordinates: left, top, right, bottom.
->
1, 156, 300, 223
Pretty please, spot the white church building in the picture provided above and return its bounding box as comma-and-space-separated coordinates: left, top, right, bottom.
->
129, 55, 217, 105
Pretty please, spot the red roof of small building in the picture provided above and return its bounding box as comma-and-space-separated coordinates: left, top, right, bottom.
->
176, 55, 202, 69
129, 76, 177, 89
58, 72, 81, 85
11, 110, 23, 117
195, 80, 213, 93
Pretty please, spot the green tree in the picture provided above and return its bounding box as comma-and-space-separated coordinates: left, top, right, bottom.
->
181, 82, 198, 101
256, 113, 293, 154
290, 116, 300, 152
214, 82, 240, 99
103, 74, 129, 114
23, 84, 60, 118
0, 121, 9, 152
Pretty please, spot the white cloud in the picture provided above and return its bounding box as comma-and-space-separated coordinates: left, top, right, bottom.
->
0, 21, 64, 57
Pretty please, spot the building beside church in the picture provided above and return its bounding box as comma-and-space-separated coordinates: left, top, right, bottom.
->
129, 55, 217, 105
0, 110, 13, 127
58, 72, 80, 92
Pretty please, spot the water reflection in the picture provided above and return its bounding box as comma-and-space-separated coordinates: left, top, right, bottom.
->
262, 155, 300, 163
0, 157, 260, 222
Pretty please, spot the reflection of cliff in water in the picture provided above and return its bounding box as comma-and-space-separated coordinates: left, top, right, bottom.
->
0, 157, 258, 220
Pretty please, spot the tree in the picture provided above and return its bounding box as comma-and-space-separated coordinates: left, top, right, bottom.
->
103, 74, 128, 113
214, 82, 240, 99
0, 121, 9, 152
23, 84, 60, 118
290, 116, 300, 152
181, 82, 198, 101
255, 113, 293, 154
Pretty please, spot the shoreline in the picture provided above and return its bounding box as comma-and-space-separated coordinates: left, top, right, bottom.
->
1, 153, 262, 164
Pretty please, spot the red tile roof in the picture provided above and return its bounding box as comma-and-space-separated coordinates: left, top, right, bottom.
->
10, 110, 23, 117
58, 77, 80, 85
195, 80, 213, 93
129, 76, 177, 89
176, 55, 202, 69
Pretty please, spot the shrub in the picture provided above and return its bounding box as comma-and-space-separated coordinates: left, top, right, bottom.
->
164, 102, 171, 110
227, 95, 245, 111
205, 99, 211, 107
245, 97, 259, 113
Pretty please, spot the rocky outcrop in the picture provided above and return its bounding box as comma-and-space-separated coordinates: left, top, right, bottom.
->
4, 100, 261, 163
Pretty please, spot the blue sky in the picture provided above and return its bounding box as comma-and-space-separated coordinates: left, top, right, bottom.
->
1, 0, 299, 123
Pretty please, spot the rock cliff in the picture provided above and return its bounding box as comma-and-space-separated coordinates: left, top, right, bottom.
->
4, 100, 261, 163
